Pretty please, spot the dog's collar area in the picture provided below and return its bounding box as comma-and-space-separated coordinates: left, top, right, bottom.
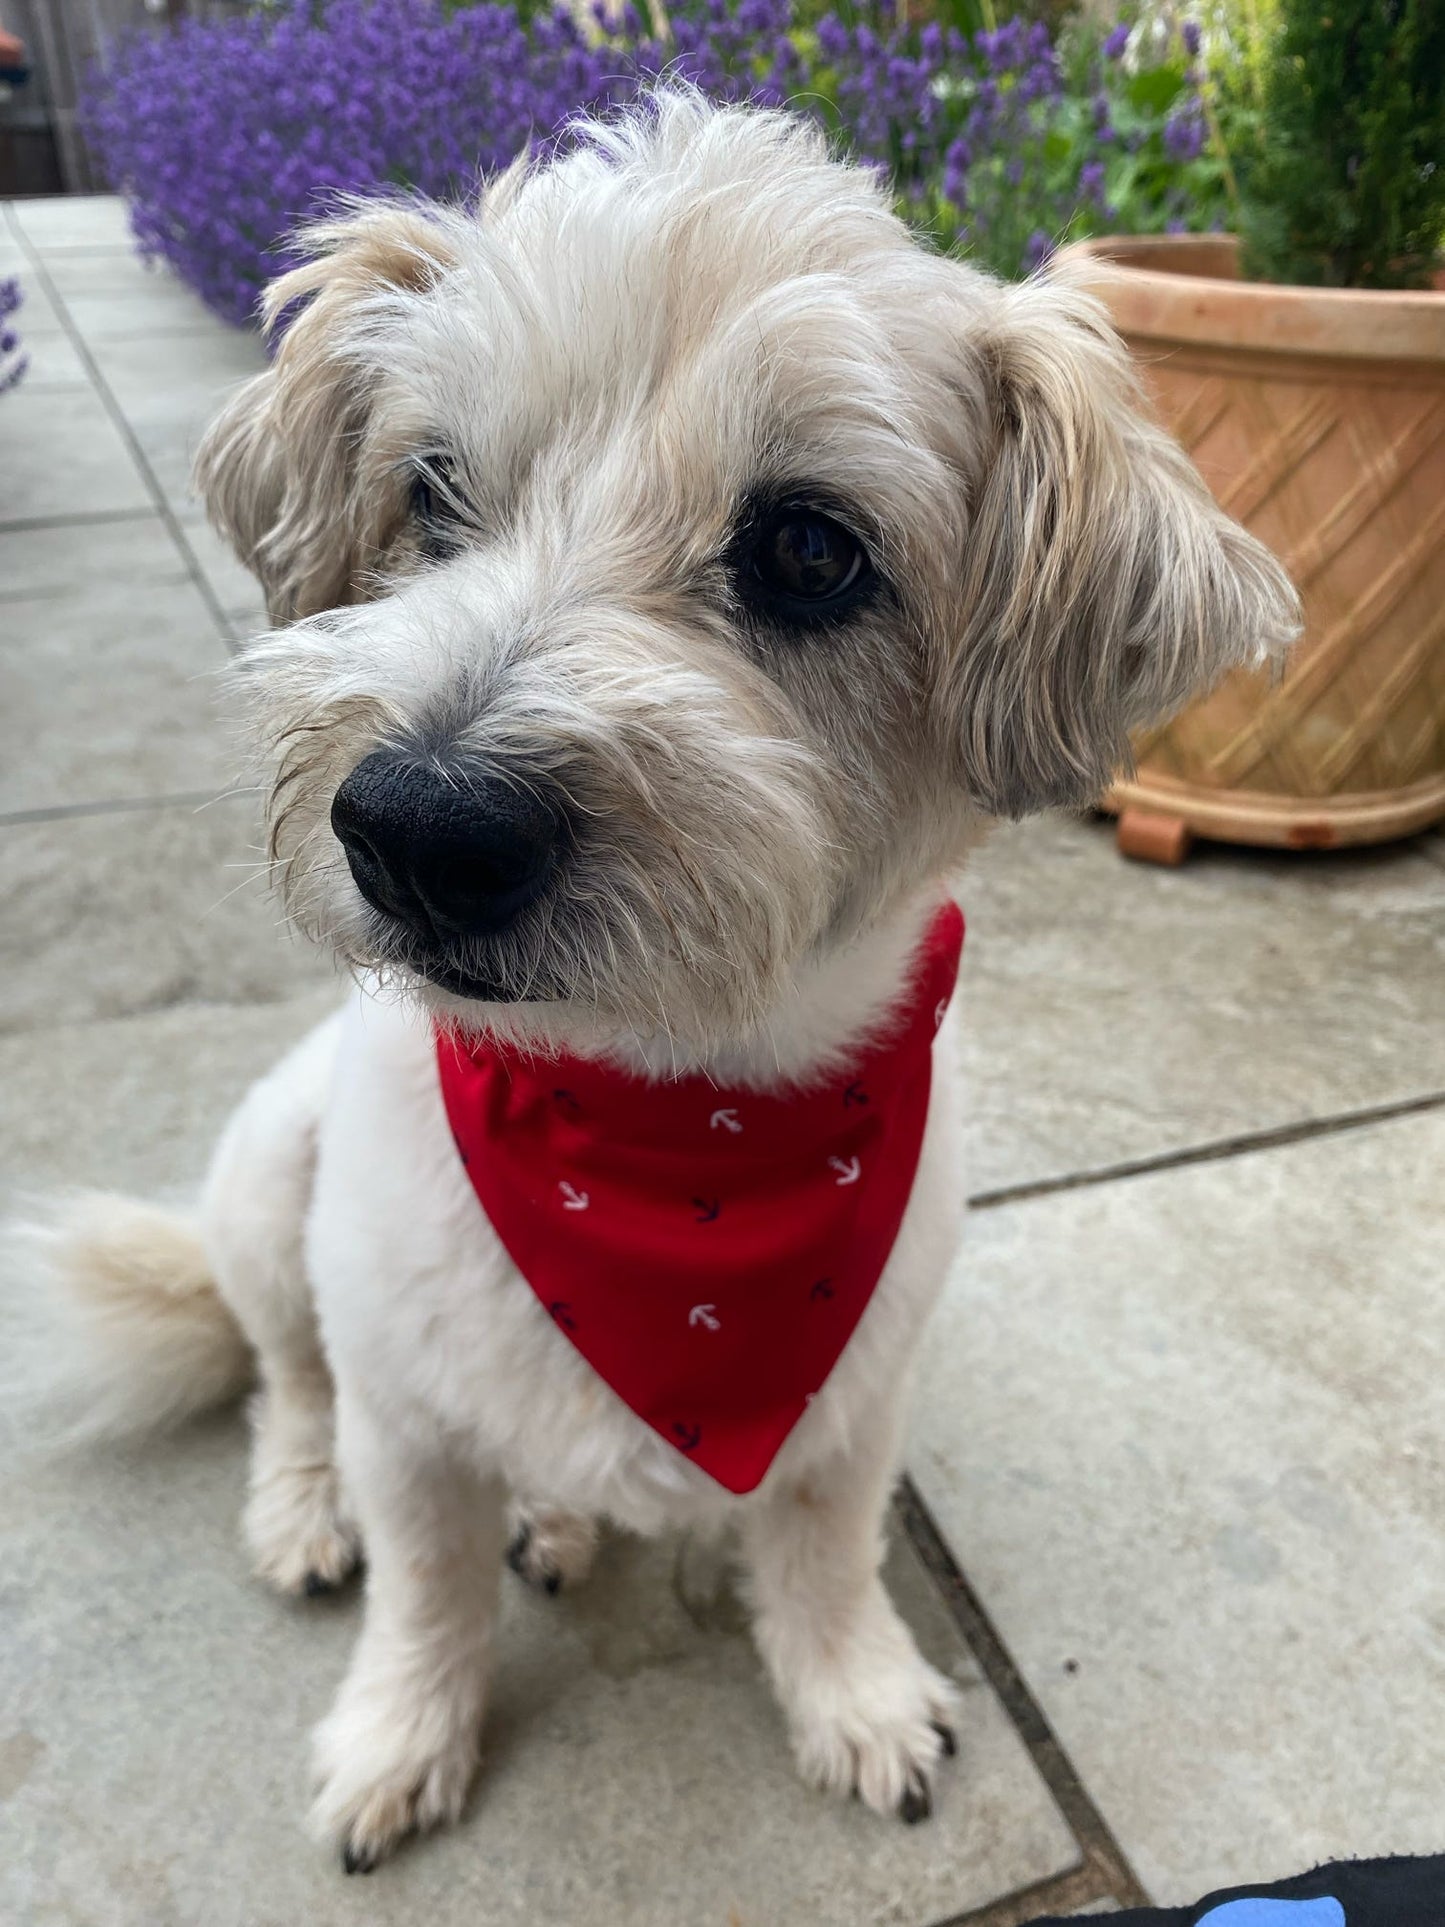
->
436, 900, 963, 1492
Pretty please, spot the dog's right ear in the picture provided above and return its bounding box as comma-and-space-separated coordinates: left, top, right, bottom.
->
195, 204, 458, 623
939, 269, 1300, 816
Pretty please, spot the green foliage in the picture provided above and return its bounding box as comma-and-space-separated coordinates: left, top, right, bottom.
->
1237, 0, 1445, 288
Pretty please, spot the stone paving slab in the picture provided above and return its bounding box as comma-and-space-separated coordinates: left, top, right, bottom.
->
911, 1108, 1445, 1903
957, 816, 1445, 1194
0, 993, 339, 1213
177, 508, 266, 618
85, 329, 268, 513
2, 326, 92, 392
8, 194, 137, 250
0, 513, 196, 601
0, 799, 335, 1037
61, 280, 232, 342
1, 580, 232, 812
37, 249, 177, 295
3, 262, 67, 334
0, 382, 153, 523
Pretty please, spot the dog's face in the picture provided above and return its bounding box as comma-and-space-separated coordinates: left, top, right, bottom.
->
202, 93, 1297, 1052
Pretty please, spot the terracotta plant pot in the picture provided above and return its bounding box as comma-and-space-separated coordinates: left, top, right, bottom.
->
1058, 233, 1445, 861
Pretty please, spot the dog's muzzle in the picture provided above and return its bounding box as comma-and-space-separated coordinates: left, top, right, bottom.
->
330, 750, 559, 992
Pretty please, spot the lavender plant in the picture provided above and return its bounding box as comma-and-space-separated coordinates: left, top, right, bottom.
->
81, 0, 1232, 324
0, 277, 25, 395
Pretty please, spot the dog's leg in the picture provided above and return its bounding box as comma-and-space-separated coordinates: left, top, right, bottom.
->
238, 1344, 357, 1598
505, 1499, 599, 1595
202, 1015, 359, 1596
740, 1439, 959, 1823
312, 1388, 505, 1871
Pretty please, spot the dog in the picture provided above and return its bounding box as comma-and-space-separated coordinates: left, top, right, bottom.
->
5, 90, 1298, 1873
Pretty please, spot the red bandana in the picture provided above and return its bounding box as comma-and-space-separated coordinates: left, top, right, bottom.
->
437, 902, 964, 1494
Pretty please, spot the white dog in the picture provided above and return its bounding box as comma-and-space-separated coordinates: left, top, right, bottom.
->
7, 91, 1297, 1873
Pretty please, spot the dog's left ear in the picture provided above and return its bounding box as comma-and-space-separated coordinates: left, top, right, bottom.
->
195, 204, 459, 623
940, 269, 1300, 816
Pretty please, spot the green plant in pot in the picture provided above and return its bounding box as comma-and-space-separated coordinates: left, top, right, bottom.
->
1060, 0, 1445, 863
1238, 0, 1445, 291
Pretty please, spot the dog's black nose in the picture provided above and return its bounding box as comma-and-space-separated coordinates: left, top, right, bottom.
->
330, 750, 557, 941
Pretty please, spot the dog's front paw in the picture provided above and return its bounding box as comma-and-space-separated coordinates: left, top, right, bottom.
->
786, 1628, 960, 1823
244, 1461, 361, 1598
310, 1670, 483, 1871
505, 1503, 598, 1595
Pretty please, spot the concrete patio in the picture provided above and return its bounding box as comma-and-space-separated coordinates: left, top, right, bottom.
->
2, 196, 1443, 1926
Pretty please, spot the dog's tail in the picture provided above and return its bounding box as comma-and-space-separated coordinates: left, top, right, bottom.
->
0, 1193, 253, 1449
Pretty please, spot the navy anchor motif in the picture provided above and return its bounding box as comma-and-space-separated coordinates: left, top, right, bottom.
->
692, 1196, 721, 1224
672, 1421, 702, 1453
810, 1278, 835, 1302
548, 1301, 578, 1333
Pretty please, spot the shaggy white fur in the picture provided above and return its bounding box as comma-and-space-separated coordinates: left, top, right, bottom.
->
2, 89, 1298, 1873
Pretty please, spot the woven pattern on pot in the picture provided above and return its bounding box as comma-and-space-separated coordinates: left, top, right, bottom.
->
1132, 353, 1445, 803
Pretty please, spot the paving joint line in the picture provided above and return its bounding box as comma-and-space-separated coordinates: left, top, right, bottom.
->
945, 1863, 1122, 1926
15, 238, 241, 651
897, 1476, 1149, 1920
0, 789, 240, 829
968, 1089, 1445, 1212
11, 570, 195, 606
0, 505, 163, 534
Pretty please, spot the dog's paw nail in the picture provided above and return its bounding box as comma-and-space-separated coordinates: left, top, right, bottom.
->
303, 1570, 337, 1598
898, 1780, 932, 1825
505, 1526, 532, 1577
507, 1523, 566, 1594
931, 1721, 957, 1759
341, 1842, 376, 1876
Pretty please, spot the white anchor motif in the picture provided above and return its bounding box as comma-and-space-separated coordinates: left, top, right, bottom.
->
688, 1304, 721, 1332
828, 1155, 861, 1187
934, 997, 949, 1030
709, 1107, 743, 1134
557, 1180, 590, 1212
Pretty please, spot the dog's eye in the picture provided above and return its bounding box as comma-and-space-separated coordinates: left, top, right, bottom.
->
408, 455, 466, 561
745, 505, 872, 619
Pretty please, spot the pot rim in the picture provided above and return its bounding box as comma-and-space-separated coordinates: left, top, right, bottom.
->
1058, 232, 1445, 363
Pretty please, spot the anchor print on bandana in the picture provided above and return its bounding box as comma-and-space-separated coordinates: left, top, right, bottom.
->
437, 901, 963, 1493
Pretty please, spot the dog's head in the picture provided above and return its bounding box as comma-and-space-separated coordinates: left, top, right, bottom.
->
202, 91, 1297, 1053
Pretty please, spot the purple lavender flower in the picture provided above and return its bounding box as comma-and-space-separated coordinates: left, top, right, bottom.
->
1181, 20, 1202, 57
942, 136, 972, 205
1162, 102, 1206, 162
1023, 228, 1053, 271
77, 0, 1233, 301
977, 18, 1028, 75
0, 276, 25, 395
